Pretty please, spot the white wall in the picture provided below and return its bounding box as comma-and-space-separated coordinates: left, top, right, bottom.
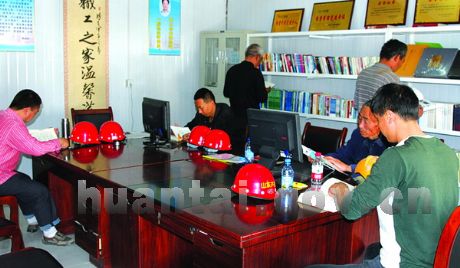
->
0, 0, 226, 175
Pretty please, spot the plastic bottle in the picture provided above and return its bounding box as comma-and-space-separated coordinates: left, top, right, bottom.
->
281, 152, 294, 189
311, 152, 324, 185
244, 138, 254, 163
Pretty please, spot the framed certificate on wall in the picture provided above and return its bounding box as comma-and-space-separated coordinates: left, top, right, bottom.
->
271, 9, 305, 32
309, 1, 354, 31
365, 0, 408, 27
414, 0, 460, 25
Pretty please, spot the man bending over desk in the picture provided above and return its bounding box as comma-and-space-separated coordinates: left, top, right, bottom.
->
326, 83, 459, 267
0, 89, 74, 246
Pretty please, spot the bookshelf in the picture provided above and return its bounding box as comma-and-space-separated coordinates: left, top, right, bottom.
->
248, 25, 460, 138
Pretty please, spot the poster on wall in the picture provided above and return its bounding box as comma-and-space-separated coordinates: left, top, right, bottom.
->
149, 0, 181, 56
64, 0, 109, 116
0, 0, 34, 52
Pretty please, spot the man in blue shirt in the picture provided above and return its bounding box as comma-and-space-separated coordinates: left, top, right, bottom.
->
324, 100, 391, 176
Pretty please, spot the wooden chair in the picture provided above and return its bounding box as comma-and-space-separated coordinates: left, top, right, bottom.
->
301, 122, 348, 155
434, 206, 460, 268
0, 196, 24, 252
0, 247, 63, 267
71, 107, 113, 130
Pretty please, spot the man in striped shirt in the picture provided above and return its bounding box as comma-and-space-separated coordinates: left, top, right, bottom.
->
353, 39, 407, 111
0, 89, 74, 246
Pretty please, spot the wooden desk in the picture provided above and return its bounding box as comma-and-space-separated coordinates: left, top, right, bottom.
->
33, 139, 379, 268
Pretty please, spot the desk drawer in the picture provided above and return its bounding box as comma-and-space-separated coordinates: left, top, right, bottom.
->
75, 221, 100, 258
193, 229, 242, 268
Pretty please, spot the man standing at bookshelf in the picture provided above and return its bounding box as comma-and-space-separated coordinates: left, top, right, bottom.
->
324, 100, 391, 177
328, 83, 458, 267
353, 39, 407, 111
0, 89, 74, 246
223, 43, 270, 151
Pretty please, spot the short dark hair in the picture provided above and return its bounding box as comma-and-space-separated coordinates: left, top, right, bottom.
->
9, 89, 42, 110
194, 88, 215, 103
370, 83, 419, 120
380, 39, 407, 60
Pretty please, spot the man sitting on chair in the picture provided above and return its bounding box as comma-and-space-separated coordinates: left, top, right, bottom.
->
324, 100, 391, 177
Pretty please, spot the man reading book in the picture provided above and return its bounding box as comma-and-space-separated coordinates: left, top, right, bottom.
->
324, 100, 391, 177
0, 89, 74, 246
327, 83, 458, 267
184, 88, 239, 150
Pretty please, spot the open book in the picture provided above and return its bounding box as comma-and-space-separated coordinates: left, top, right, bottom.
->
29, 128, 58, 142
297, 178, 354, 212
170, 126, 190, 142
301, 145, 347, 175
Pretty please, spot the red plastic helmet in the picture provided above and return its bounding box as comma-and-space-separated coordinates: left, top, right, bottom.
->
203, 129, 232, 152
188, 126, 211, 148
99, 121, 126, 143
72, 146, 99, 163
70, 121, 100, 145
231, 164, 277, 200
100, 143, 125, 159
232, 200, 275, 225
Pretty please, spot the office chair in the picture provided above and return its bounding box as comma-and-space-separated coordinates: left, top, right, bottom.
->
0, 247, 63, 267
71, 106, 113, 130
0, 196, 24, 252
434, 206, 460, 268
301, 122, 348, 155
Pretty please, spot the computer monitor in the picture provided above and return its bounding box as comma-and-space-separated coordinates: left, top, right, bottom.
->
142, 97, 171, 146
247, 108, 303, 169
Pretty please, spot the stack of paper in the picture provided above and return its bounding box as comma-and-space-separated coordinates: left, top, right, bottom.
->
297, 178, 354, 212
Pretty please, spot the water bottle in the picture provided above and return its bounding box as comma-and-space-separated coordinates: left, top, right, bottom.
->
244, 138, 254, 163
61, 118, 70, 139
311, 152, 324, 185
281, 152, 294, 189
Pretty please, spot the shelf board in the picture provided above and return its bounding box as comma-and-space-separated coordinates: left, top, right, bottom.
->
263, 72, 460, 85
401, 77, 460, 85
300, 113, 357, 123
262, 72, 357, 80
422, 128, 460, 137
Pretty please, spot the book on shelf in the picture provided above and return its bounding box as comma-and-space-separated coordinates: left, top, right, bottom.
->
414, 48, 459, 79
447, 51, 460, 79
395, 44, 428, 77
28, 128, 58, 142
418, 102, 459, 131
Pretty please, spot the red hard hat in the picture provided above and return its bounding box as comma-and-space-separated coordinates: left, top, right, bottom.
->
72, 146, 99, 163
203, 129, 232, 152
188, 126, 211, 148
232, 199, 275, 225
231, 164, 277, 200
70, 121, 100, 145
99, 121, 126, 143
100, 143, 125, 158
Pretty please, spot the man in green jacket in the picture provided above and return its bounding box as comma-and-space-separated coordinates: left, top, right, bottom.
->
329, 83, 458, 267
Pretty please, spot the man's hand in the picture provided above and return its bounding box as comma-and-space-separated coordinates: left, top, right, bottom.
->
58, 138, 69, 149
324, 156, 352, 173
328, 182, 351, 208
182, 133, 190, 142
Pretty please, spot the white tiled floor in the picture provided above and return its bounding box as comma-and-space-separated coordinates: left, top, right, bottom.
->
0, 207, 95, 268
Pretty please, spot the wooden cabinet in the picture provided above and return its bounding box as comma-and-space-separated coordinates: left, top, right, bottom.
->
248, 26, 460, 144
200, 31, 257, 104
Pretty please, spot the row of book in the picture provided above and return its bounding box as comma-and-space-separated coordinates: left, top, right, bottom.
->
260, 88, 357, 120
420, 103, 460, 131
259, 53, 380, 75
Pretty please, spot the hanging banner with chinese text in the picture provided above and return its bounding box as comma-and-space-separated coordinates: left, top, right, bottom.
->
149, 0, 181, 55
0, 0, 34, 52
64, 0, 108, 116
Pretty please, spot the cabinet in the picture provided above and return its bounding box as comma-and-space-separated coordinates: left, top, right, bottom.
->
200, 31, 257, 104
247, 25, 460, 139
